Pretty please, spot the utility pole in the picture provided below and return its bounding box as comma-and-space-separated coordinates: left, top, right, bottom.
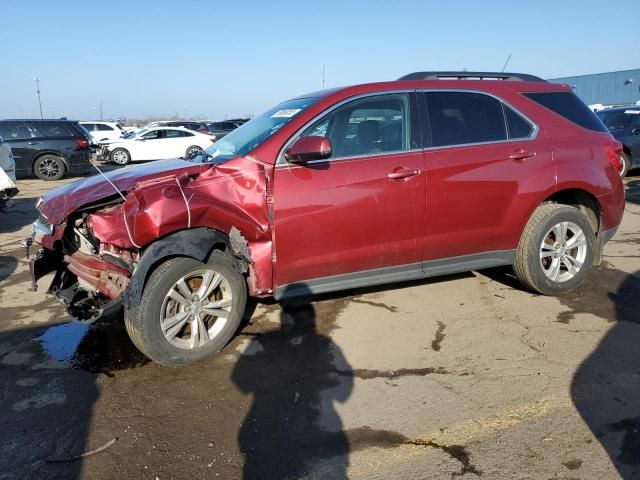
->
34, 77, 43, 119
99, 101, 103, 120
321, 64, 327, 89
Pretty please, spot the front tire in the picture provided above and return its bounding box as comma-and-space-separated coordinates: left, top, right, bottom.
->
124, 250, 247, 366
514, 204, 596, 296
34, 155, 65, 181
110, 148, 131, 165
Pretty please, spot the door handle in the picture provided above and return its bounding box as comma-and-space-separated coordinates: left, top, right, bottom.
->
509, 149, 536, 160
28, 141, 38, 145
387, 167, 421, 180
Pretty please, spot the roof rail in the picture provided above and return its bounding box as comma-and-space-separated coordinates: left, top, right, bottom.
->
398, 71, 546, 82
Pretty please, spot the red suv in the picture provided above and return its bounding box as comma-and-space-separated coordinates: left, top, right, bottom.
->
27, 71, 625, 366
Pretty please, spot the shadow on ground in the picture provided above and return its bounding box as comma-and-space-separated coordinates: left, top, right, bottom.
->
0, 196, 39, 236
233, 284, 353, 479
625, 179, 640, 206
571, 269, 640, 479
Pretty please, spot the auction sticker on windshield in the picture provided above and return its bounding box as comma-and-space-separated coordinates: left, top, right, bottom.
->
271, 109, 302, 118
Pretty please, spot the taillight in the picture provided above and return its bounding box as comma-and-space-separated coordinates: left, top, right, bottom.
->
76, 138, 89, 149
203, 128, 211, 135
604, 141, 623, 173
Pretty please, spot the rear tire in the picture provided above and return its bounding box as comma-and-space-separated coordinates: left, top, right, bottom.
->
185, 145, 202, 159
34, 155, 65, 181
620, 152, 631, 177
514, 204, 596, 295
124, 250, 247, 367
110, 148, 131, 165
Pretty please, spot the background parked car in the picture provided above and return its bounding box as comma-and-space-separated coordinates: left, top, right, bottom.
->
0, 135, 18, 209
161, 121, 213, 135
596, 106, 640, 176
80, 121, 127, 142
0, 119, 93, 180
101, 126, 215, 165
205, 121, 241, 140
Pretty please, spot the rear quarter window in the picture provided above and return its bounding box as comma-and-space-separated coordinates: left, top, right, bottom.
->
524, 91, 608, 133
30, 122, 76, 137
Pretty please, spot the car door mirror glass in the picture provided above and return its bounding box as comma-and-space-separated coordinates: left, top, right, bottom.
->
284, 136, 332, 164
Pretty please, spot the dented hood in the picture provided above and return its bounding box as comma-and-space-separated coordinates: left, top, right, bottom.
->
40, 159, 208, 224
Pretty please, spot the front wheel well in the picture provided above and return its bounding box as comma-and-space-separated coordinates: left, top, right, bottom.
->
542, 189, 601, 235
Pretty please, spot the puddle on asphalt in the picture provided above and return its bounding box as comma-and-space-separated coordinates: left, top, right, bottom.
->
34, 322, 90, 363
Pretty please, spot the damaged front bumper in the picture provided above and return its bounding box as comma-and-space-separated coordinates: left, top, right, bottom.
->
25, 216, 132, 323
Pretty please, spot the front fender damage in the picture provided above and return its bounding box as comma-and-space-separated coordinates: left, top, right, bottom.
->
30, 157, 274, 322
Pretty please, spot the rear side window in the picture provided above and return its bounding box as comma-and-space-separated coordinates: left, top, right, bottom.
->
504, 105, 534, 139
30, 122, 75, 137
96, 124, 114, 131
0, 122, 36, 140
82, 123, 96, 131
425, 92, 507, 147
165, 129, 193, 138
524, 91, 608, 132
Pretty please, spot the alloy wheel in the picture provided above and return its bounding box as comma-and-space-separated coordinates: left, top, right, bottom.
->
160, 269, 233, 350
539, 221, 588, 282
38, 158, 60, 178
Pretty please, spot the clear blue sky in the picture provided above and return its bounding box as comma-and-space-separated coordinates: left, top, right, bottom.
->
2, 0, 638, 120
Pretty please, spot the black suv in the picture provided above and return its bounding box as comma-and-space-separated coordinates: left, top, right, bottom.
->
205, 120, 244, 140
0, 119, 93, 180
596, 106, 640, 176
161, 121, 212, 135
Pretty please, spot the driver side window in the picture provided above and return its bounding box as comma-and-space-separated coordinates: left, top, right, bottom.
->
300, 93, 410, 159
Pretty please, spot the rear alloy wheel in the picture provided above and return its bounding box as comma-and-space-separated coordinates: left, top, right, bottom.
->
514, 204, 595, 295
185, 145, 202, 159
110, 148, 131, 165
124, 251, 247, 366
620, 152, 631, 177
34, 155, 65, 181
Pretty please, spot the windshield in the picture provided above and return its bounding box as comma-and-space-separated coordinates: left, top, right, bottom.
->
596, 109, 640, 130
200, 97, 320, 163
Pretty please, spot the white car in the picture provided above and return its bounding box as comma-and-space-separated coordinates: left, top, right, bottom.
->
80, 121, 127, 142
102, 127, 214, 165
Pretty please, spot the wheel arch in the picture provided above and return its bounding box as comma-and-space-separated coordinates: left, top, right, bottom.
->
541, 187, 604, 264
124, 227, 231, 309
31, 151, 69, 174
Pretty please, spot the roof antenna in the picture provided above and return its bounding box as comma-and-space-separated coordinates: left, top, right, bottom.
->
501, 53, 512, 73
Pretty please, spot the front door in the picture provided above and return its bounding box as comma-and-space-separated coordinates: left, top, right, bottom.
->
272, 93, 426, 293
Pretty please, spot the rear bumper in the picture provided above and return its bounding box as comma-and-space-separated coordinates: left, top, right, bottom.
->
67, 150, 93, 175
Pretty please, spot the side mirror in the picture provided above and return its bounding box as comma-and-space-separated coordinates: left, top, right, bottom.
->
284, 136, 332, 163
0, 136, 4, 143
633, 127, 640, 135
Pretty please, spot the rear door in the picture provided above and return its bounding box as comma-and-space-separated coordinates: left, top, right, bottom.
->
272, 92, 426, 292
421, 90, 553, 260
0, 121, 39, 175
164, 129, 194, 157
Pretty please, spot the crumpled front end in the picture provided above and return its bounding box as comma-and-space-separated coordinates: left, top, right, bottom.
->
26, 157, 274, 323
27, 203, 137, 322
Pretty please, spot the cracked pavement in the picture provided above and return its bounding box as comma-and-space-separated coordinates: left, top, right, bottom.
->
1, 174, 639, 479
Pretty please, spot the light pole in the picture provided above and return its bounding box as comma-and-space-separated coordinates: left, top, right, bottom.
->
34, 77, 43, 119
99, 101, 103, 120
321, 64, 327, 89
